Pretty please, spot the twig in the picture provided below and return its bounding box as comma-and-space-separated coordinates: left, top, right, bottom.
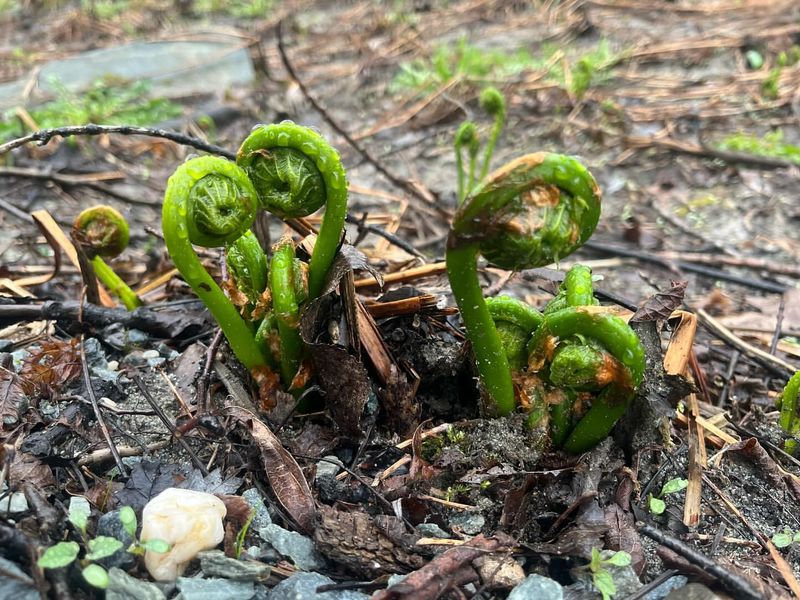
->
584, 240, 789, 294
636, 522, 762, 600
131, 373, 209, 476
345, 214, 425, 259
0, 300, 197, 339
276, 20, 447, 217
79, 335, 127, 476
696, 308, 797, 378
0, 124, 235, 159
196, 329, 224, 413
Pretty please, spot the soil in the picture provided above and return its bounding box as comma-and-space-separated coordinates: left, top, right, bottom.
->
1, 1, 800, 599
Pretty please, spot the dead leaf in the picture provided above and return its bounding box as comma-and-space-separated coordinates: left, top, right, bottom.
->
227, 406, 315, 534
113, 460, 189, 511
630, 280, 687, 322
308, 343, 371, 438
0, 357, 32, 440
318, 244, 383, 299
9, 451, 55, 490
20, 338, 81, 400
372, 534, 515, 600
314, 505, 424, 578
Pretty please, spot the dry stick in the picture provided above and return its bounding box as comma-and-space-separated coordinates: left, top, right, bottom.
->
79, 335, 127, 476
196, 328, 225, 413
345, 213, 425, 259
717, 350, 741, 407
697, 308, 797, 379
276, 20, 447, 218
636, 522, 762, 600
584, 240, 789, 294
131, 373, 209, 476
0, 124, 235, 159
0, 301, 189, 338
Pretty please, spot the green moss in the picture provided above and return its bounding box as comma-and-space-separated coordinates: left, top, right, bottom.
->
717, 129, 800, 164
0, 78, 182, 142
392, 38, 618, 98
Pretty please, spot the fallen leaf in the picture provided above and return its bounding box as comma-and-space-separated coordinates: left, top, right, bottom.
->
227, 407, 315, 534
630, 281, 687, 322
113, 461, 189, 511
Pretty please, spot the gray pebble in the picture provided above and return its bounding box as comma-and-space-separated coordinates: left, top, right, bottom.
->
106, 567, 166, 600
267, 572, 369, 600
507, 574, 563, 600
176, 577, 255, 600
258, 524, 326, 571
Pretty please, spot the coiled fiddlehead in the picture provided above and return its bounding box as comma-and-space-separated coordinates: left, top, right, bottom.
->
269, 238, 304, 387
447, 153, 601, 416
236, 121, 348, 300
72, 205, 142, 311
527, 265, 645, 453
779, 371, 800, 454
162, 155, 269, 371
486, 296, 543, 371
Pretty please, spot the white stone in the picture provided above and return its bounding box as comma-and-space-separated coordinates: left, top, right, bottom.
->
140, 488, 226, 581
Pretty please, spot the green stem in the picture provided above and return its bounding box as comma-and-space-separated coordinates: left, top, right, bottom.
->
455, 121, 477, 205
270, 239, 303, 387
237, 121, 348, 299
227, 230, 269, 310
162, 155, 268, 371
446, 241, 515, 416
780, 371, 800, 453
91, 257, 142, 311
478, 87, 506, 181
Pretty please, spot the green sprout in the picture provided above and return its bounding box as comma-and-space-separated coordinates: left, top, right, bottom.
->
453, 87, 507, 205
37, 500, 169, 590
647, 477, 689, 515
72, 205, 143, 311
772, 527, 800, 549
585, 548, 632, 600
778, 371, 800, 454
269, 237, 305, 386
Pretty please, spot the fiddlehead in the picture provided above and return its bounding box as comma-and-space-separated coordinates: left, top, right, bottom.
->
486, 296, 543, 371
236, 121, 348, 300
528, 304, 645, 453
455, 122, 478, 205
226, 230, 269, 311
162, 155, 268, 371
446, 153, 601, 416
478, 87, 506, 181
269, 238, 304, 387
779, 371, 800, 453
72, 205, 142, 311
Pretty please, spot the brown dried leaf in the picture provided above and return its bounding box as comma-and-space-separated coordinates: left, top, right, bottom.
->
20, 338, 82, 399
630, 280, 687, 322
372, 534, 515, 600
604, 504, 645, 575
319, 244, 383, 299
228, 407, 315, 534
9, 451, 55, 490
314, 505, 424, 578
0, 361, 32, 439
308, 343, 371, 438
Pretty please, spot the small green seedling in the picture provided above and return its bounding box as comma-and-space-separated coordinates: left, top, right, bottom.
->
37, 501, 169, 589
777, 371, 800, 454
586, 548, 632, 600
647, 477, 689, 515
772, 527, 800, 549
